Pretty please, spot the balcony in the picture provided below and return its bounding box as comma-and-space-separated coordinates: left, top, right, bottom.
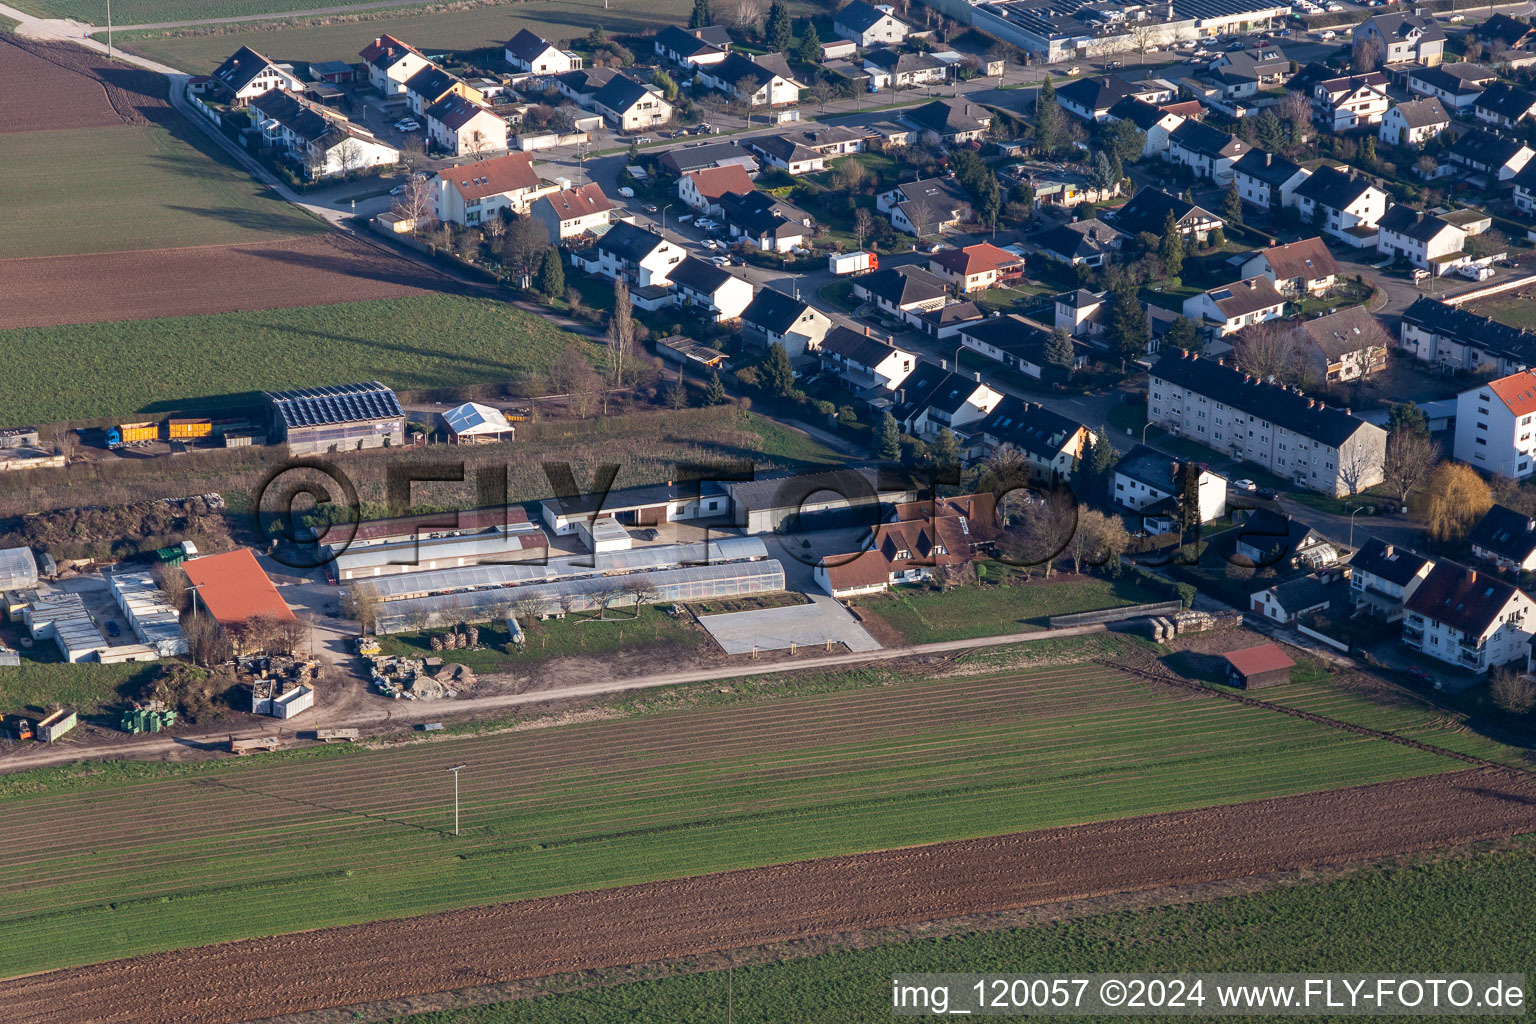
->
1402, 628, 1423, 645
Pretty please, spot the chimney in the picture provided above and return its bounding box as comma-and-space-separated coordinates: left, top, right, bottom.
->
941, 358, 948, 370
1384, 543, 1394, 557
1308, 398, 1316, 408
1218, 357, 1225, 366
1318, 402, 1326, 410
1468, 568, 1478, 584
1344, 407, 1351, 415
1265, 152, 1273, 167
975, 371, 982, 382
864, 324, 870, 336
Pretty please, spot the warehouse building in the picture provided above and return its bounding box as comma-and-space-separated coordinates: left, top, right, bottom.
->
326, 521, 550, 580
0, 547, 39, 592
182, 549, 297, 647
317, 504, 541, 548
264, 381, 406, 456
25, 591, 110, 663
107, 571, 188, 657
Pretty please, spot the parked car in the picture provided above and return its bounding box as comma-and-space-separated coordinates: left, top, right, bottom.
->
617, 186, 635, 197
635, 136, 652, 143
643, 203, 658, 213
694, 122, 712, 133
678, 213, 694, 223
1449, 12, 1464, 19
1230, 478, 1257, 492
703, 239, 719, 250
1255, 487, 1279, 501
1105, 59, 1123, 68
710, 255, 731, 267
1319, 30, 1336, 40
1405, 665, 1433, 683
1064, 65, 1082, 75
674, 128, 690, 137
389, 185, 407, 195
106, 621, 120, 638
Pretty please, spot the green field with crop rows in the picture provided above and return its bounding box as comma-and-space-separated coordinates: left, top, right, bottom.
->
0, 663, 1499, 976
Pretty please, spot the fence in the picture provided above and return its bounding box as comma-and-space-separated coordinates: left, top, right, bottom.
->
1296, 622, 1350, 653
1442, 273, 1536, 307
1048, 600, 1185, 629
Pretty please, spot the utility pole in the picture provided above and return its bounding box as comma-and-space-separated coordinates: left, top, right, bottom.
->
444, 764, 467, 835
106, 0, 112, 59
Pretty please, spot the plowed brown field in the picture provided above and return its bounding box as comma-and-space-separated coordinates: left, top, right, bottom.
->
0, 35, 168, 133
0, 234, 459, 329
6, 768, 1536, 1024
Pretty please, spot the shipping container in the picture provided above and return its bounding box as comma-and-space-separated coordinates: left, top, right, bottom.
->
36, 708, 78, 742
119, 422, 158, 444
167, 418, 213, 440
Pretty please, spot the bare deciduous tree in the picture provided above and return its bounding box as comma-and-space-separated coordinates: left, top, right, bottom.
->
391, 177, 437, 237
607, 278, 634, 391
184, 614, 229, 668
1232, 320, 1307, 386
1491, 668, 1536, 715
342, 583, 382, 633
997, 485, 1077, 578
1382, 430, 1436, 508
1336, 439, 1384, 498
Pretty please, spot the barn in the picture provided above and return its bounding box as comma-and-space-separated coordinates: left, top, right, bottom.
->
1223, 644, 1295, 689
264, 381, 405, 456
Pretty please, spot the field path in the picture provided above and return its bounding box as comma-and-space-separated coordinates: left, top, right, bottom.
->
5, 768, 1536, 1024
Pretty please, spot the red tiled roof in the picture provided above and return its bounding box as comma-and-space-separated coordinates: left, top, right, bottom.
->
1224, 644, 1295, 677
685, 164, 755, 201
442, 151, 539, 201
929, 242, 1020, 277
1160, 99, 1206, 118
359, 33, 423, 65
183, 549, 296, 627
541, 182, 614, 220
823, 548, 893, 591
1487, 368, 1536, 417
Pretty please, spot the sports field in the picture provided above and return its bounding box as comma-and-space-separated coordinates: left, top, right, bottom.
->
0, 662, 1499, 976
0, 294, 587, 424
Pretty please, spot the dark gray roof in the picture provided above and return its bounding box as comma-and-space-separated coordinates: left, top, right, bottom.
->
1115, 443, 1187, 493
891, 176, 972, 234
709, 51, 793, 91
592, 72, 656, 114
904, 98, 990, 136
426, 93, 490, 130
250, 89, 333, 143
720, 190, 806, 239
1263, 574, 1337, 614
858, 265, 949, 307
1363, 11, 1445, 42
1402, 297, 1536, 364
891, 364, 987, 423
1449, 128, 1531, 169
1296, 306, 1386, 360
1390, 96, 1450, 129
1467, 504, 1536, 564
655, 24, 720, 58
1474, 82, 1536, 121
505, 28, 556, 63
213, 45, 283, 93
1292, 165, 1377, 211
1031, 219, 1124, 260
727, 465, 900, 514
835, 0, 900, 33
1109, 187, 1220, 236
867, 49, 947, 74
1233, 148, 1305, 187
1405, 560, 1522, 636
819, 326, 908, 367
554, 66, 618, 96
667, 255, 734, 294
694, 25, 733, 46
1237, 508, 1327, 564
1409, 63, 1492, 96
660, 141, 758, 175
597, 221, 671, 262
1351, 537, 1432, 587
957, 314, 1052, 364
748, 133, 822, 164
1170, 118, 1244, 159
1478, 13, 1536, 48
1108, 96, 1171, 130
1378, 205, 1459, 243
741, 288, 811, 334
1149, 351, 1377, 448
1057, 75, 1139, 113
265, 382, 403, 428
973, 395, 1084, 461
404, 64, 458, 99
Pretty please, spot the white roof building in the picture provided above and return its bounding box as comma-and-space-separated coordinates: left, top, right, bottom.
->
0, 546, 38, 591
443, 402, 516, 441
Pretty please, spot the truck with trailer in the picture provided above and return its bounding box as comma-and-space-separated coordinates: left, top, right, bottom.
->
828, 250, 878, 276
166, 418, 213, 440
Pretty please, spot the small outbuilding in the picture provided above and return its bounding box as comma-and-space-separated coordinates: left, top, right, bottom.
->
442, 401, 516, 443
1223, 643, 1295, 689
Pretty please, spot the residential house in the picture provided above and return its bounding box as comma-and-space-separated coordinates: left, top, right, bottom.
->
1312, 72, 1389, 131
1514, 161, 1536, 214
1290, 165, 1388, 248
969, 395, 1089, 482
1350, 538, 1434, 620
719, 190, 811, 252
814, 505, 989, 598
834, 0, 911, 47
926, 243, 1023, 294
403, 65, 482, 117
1293, 306, 1390, 383
432, 152, 555, 225
1113, 443, 1226, 534
1106, 97, 1186, 157
853, 265, 950, 322
903, 98, 992, 144
1473, 82, 1536, 129
1167, 118, 1248, 185
362, 36, 432, 97
1352, 12, 1445, 66
1447, 128, 1535, 181
1232, 149, 1310, 211
915, 301, 987, 340
888, 364, 1003, 438
818, 326, 917, 396
1375, 205, 1467, 275
1398, 296, 1536, 374
569, 221, 684, 290
1235, 508, 1340, 569
821, 38, 859, 61
504, 29, 580, 75
774, 124, 865, 158
209, 46, 303, 106
865, 48, 949, 89
552, 66, 618, 105
1405, 62, 1496, 110
591, 73, 673, 132
248, 90, 399, 179
1239, 236, 1339, 297
745, 133, 826, 173
1403, 561, 1536, 672
531, 182, 615, 242
1108, 187, 1224, 242
1379, 96, 1452, 147
1011, 162, 1121, 209
1205, 46, 1292, 97
677, 164, 755, 214
1477, 13, 1536, 55
696, 51, 801, 106
877, 177, 973, 237
1056, 74, 1176, 122
1028, 219, 1125, 267
1148, 350, 1389, 496
652, 24, 729, 68
1182, 276, 1287, 337
956, 315, 1070, 379
1453, 368, 1536, 478
424, 94, 507, 156
1251, 573, 1339, 624
740, 289, 833, 357
1468, 504, 1536, 571
666, 256, 753, 322
1054, 288, 1108, 338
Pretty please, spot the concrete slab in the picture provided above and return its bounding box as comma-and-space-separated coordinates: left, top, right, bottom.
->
699, 595, 882, 655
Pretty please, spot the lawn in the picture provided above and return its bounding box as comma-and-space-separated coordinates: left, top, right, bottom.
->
377, 606, 707, 669
0, 657, 162, 721
0, 123, 321, 259
852, 568, 1176, 643
383, 840, 1536, 1023
0, 294, 586, 423
0, 661, 1476, 975
1468, 291, 1536, 332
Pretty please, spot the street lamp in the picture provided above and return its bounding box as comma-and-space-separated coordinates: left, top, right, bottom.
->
1349, 505, 1367, 550
1141, 421, 1155, 445
660, 203, 673, 233
443, 764, 467, 836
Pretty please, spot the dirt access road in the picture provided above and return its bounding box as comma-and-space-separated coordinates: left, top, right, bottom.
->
6, 768, 1536, 1024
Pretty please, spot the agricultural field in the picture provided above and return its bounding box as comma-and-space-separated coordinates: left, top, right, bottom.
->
0, 662, 1500, 976
382, 840, 1536, 1024
0, 294, 584, 424
851, 568, 1177, 644
378, 606, 709, 671
12, 0, 433, 24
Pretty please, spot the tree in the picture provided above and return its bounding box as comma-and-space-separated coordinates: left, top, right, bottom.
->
1044, 326, 1075, 375
765, 0, 792, 52
876, 412, 901, 460
853, 207, 874, 248
390, 177, 437, 237
705, 369, 727, 405
651, 68, 679, 101
1034, 76, 1063, 155
1159, 211, 1184, 279
1068, 507, 1129, 574
153, 563, 189, 613
1382, 430, 1436, 509
1164, 314, 1202, 354
998, 484, 1077, 577
1222, 181, 1243, 225
606, 278, 634, 392
807, 78, 833, 114
931, 427, 962, 470
1108, 284, 1150, 368
1087, 149, 1120, 192
183, 615, 230, 668
1097, 117, 1146, 164
538, 246, 564, 300
763, 341, 796, 395
341, 583, 381, 634
797, 22, 822, 64
1178, 461, 1204, 539
1352, 35, 1383, 73
1387, 402, 1429, 440
499, 215, 547, 287
1233, 319, 1304, 385
1361, 134, 1377, 169
1424, 462, 1492, 541
1491, 668, 1536, 715
689, 0, 711, 28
